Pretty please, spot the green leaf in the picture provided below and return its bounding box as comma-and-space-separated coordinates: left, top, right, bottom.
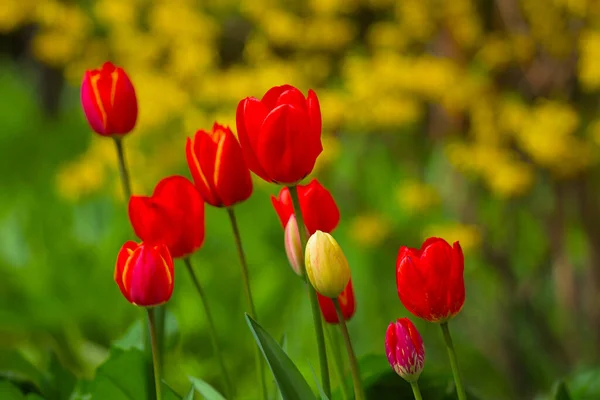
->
25, 394, 45, 400
40, 354, 76, 400
551, 381, 572, 400
245, 314, 315, 400
308, 362, 329, 400
162, 382, 183, 400
568, 368, 600, 399
87, 348, 150, 400
183, 386, 195, 400
113, 311, 179, 352
0, 350, 44, 391
356, 354, 481, 400
189, 377, 225, 400
0, 381, 27, 400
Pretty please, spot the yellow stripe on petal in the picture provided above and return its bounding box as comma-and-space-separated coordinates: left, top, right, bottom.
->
213, 133, 226, 188
160, 256, 173, 286
90, 74, 108, 130
110, 69, 119, 107
190, 135, 212, 194
121, 255, 135, 293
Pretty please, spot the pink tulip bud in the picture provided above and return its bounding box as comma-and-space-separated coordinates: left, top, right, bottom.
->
385, 318, 425, 382
284, 215, 305, 276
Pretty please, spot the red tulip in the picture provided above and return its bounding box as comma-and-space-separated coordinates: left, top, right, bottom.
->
236, 85, 323, 184
81, 61, 137, 136
385, 318, 425, 382
186, 123, 253, 207
128, 175, 205, 259
114, 241, 174, 307
396, 237, 465, 323
271, 179, 339, 235
317, 280, 356, 324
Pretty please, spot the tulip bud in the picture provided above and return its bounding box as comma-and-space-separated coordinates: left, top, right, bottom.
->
81, 61, 138, 137
305, 230, 351, 298
114, 241, 174, 307
385, 318, 425, 383
284, 215, 307, 276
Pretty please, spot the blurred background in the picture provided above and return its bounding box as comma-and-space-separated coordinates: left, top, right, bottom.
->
1, 0, 600, 399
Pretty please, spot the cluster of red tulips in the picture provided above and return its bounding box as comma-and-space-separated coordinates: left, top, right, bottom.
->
81, 62, 468, 400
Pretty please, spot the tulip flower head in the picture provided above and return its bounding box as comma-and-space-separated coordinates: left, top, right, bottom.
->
271, 179, 340, 235
318, 279, 356, 324
396, 237, 465, 323
81, 61, 138, 137
284, 214, 308, 276
236, 85, 323, 184
129, 175, 205, 259
186, 123, 253, 207
305, 231, 351, 298
385, 318, 425, 383
114, 241, 174, 307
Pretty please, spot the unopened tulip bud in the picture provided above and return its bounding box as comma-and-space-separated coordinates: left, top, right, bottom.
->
81, 61, 138, 137
305, 230, 351, 298
284, 215, 307, 276
114, 241, 174, 307
385, 318, 425, 383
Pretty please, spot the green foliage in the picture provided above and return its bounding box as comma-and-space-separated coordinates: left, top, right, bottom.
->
246, 314, 316, 400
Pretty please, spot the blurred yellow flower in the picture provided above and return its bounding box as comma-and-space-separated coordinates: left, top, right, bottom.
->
396, 181, 440, 213
422, 223, 481, 252
349, 213, 391, 249
0, 0, 34, 33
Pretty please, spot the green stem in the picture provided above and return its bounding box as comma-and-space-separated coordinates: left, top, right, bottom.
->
112, 137, 156, 396
146, 308, 162, 400
183, 257, 234, 399
226, 207, 267, 400
333, 298, 365, 400
288, 185, 331, 398
154, 306, 166, 368
410, 381, 423, 400
325, 325, 350, 400
441, 322, 467, 400
113, 137, 132, 200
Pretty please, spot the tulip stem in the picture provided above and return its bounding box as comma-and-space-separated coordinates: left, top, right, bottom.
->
325, 325, 350, 400
333, 298, 365, 400
410, 381, 423, 400
183, 257, 234, 399
441, 322, 467, 400
113, 137, 156, 395
113, 137, 132, 200
226, 207, 267, 400
289, 185, 331, 398
146, 308, 162, 400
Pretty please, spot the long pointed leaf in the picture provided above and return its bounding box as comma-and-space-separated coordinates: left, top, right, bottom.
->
245, 314, 315, 400
189, 377, 225, 400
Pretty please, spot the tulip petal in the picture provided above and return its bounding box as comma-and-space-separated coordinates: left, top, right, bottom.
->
110, 67, 138, 133
421, 240, 454, 320
236, 98, 272, 181
128, 176, 204, 259
261, 84, 295, 110
275, 87, 308, 112
213, 126, 253, 207
271, 187, 293, 228
189, 132, 220, 205
115, 240, 138, 302
306, 89, 323, 159
396, 255, 430, 320
128, 245, 173, 306
300, 179, 340, 234
257, 104, 312, 183
448, 241, 465, 316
